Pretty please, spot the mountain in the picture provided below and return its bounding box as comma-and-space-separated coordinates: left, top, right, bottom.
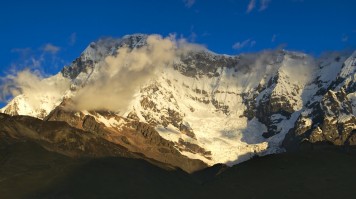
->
284, 52, 356, 149
1, 34, 356, 170
2, 138, 356, 199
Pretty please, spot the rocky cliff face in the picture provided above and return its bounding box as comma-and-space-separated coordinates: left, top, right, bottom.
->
1, 34, 355, 169
62, 34, 148, 80
0, 113, 134, 158
283, 52, 356, 150
0, 112, 207, 173
44, 102, 207, 173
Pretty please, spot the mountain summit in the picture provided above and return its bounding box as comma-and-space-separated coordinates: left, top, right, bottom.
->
1, 34, 356, 171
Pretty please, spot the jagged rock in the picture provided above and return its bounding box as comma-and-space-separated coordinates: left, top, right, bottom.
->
82, 115, 104, 134
177, 138, 212, 158
179, 123, 196, 139
0, 113, 134, 158
45, 101, 85, 129
284, 87, 356, 150
175, 51, 239, 78
46, 109, 208, 173
346, 130, 356, 145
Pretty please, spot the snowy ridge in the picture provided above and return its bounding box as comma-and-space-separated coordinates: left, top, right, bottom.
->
0, 73, 70, 119
120, 51, 330, 164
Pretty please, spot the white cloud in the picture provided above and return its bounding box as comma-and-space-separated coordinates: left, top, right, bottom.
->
342, 35, 349, 42
9, 43, 65, 77
11, 47, 43, 69
246, 0, 256, 13
11, 48, 33, 58
189, 32, 197, 42
250, 40, 256, 47
183, 0, 195, 8
232, 39, 256, 50
43, 43, 60, 54
271, 34, 277, 42
0, 69, 70, 107
2, 35, 206, 110
71, 35, 204, 112
247, 0, 271, 13
236, 50, 316, 87
259, 0, 271, 11
69, 33, 77, 46
188, 25, 197, 42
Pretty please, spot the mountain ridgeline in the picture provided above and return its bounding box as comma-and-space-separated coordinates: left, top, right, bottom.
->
1, 34, 356, 172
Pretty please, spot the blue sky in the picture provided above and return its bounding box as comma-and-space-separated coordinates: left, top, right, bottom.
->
0, 0, 355, 79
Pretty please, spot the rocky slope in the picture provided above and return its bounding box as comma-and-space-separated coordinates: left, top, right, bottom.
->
284, 51, 356, 150
2, 139, 356, 199
0, 113, 206, 173
1, 34, 355, 168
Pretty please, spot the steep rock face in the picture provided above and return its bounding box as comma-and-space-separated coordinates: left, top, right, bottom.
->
1, 112, 206, 173
284, 90, 356, 149
123, 50, 320, 164
175, 51, 239, 78
62, 34, 148, 80
283, 52, 356, 150
254, 71, 302, 137
45, 104, 207, 173
0, 113, 134, 158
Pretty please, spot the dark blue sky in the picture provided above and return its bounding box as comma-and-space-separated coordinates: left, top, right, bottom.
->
0, 0, 355, 77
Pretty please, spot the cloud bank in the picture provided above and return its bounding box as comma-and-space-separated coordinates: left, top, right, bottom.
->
1, 34, 204, 113
1, 34, 339, 115
233, 39, 256, 50
246, 0, 256, 13
259, 0, 271, 11
0, 69, 70, 109
232, 50, 317, 91
183, 0, 196, 8
43, 43, 60, 54
71, 34, 203, 112
247, 0, 271, 13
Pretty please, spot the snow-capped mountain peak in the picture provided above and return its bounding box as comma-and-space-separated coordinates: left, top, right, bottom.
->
1, 34, 355, 167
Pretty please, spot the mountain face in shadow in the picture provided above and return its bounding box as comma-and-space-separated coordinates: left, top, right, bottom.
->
1, 138, 356, 199
0, 113, 207, 173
